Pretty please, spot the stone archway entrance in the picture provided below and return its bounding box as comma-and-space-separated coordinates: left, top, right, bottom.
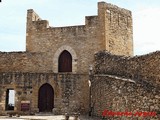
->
53, 45, 77, 73
38, 83, 54, 112
58, 50, 72, 72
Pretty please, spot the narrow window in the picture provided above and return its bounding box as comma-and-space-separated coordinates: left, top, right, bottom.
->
58, 50, 72, 72
5, 89, 15, 110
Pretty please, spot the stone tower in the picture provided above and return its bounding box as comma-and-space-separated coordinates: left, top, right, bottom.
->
0, 1, 133, 115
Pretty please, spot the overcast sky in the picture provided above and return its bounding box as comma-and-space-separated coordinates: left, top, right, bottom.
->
0, 0, 160, 55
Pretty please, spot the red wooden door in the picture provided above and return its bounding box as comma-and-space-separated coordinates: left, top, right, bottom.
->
58, 50, 72, 72
38, 83, 54, 112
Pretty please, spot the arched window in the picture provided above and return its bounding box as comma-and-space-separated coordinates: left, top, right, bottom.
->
58, 50, 72, 72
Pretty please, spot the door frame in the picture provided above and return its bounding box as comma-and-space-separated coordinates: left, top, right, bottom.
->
38, 83, 54, 112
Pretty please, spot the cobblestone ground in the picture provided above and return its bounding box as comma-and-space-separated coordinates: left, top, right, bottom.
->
0, 115, 102, 120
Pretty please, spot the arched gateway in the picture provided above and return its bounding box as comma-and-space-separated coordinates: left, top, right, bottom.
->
38, 83, 54, 112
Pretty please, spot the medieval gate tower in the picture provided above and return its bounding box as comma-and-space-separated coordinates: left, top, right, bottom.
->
0, 2, 133, 115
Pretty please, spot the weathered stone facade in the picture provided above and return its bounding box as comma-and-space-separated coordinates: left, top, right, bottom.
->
1, 1, 159, 119
0, 1, 133, 115
0, 72, 89, 115
91, 51, 160, 119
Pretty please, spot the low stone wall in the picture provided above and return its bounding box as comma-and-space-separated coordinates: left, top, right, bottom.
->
91, 51, 160, 119
91, 75, 160, 119
94, 51, 160, 86
0, 52, 52, 73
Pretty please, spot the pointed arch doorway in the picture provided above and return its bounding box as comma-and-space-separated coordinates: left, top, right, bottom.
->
38, 83, 54, 112
58, 50, 72, 72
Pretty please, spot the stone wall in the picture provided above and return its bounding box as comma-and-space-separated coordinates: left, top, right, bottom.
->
91, 75, 159, 119
0, 72, 89, 115
0, 1, 134, 116
0, 52, 52, 73
0, 2, 133, 74
26, 9, 101, 74
25, 2, 133, 73
94, 51, 160, 86
1, 2, 133, 74
98, 2, 133, 56
91, 51, 160, 119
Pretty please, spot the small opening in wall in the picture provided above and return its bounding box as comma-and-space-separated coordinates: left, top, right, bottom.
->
5, 89, 15, 111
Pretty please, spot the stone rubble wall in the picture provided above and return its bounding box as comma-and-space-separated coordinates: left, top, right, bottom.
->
91, 51, 160, 119
91, 75, 160, 120
94, 51, 160, 86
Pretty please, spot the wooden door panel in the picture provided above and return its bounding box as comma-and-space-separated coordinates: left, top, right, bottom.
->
38, 83, 54, 112
58, 50, 72, 72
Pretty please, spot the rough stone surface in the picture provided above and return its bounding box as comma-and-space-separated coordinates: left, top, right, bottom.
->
91, 51, 160, 119
0, 73, 89, 115
94, 50, 160, 86
0, 2, 133, 74
0, 1, 133, 115
0, 115, 102, 120
0, 1, 159, 120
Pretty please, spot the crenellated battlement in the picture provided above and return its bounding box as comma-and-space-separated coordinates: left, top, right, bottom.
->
27, 9, 42, 22
26, 2, 133, 56
26, 2, 132, 31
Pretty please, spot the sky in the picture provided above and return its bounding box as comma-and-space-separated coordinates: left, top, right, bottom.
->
9, 90, 15, 105
0, 0, 160, 55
